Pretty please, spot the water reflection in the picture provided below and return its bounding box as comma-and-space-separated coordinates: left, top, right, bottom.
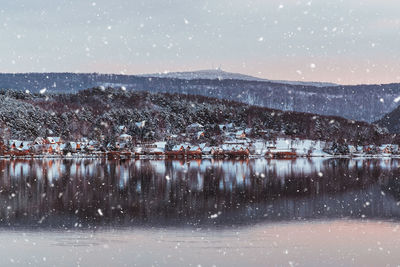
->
0, 158, 400, 227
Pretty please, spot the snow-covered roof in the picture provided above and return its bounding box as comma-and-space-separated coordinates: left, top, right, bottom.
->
34, 137, 45, 144
119, 134, 132, 138
202, 147, 214, 152
153, 141, 166, 148
187, 123, 204, 129
46, 137, 55, 143
135, 121, 146, 128
172, 145, 184, 151
188, 146, 201, 151
224, 139, 248, 144
172, 144, 190, 151
150, 147, 165, 153
222, 144, 246, 151
48, 137, 61, 143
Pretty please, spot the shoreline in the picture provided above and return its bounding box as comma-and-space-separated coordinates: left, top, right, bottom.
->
1, 153, 400, 160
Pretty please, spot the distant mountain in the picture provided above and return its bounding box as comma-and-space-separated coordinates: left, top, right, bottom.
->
1, 72, 400, 123
139, 68, 338, 87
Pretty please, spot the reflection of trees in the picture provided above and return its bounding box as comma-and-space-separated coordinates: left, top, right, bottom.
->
0, 158, 399, 227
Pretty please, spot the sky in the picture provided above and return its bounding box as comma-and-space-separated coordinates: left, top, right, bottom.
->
0, 0, 399, 85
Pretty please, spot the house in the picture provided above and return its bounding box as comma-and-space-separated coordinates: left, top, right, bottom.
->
380, 144, 399, 154
197, 131, 205, 139
226, 148, 250, 158
140, 142, 166, 155
34, 137, 46, 145
7, 141, 31, 156
68, 142, 78, 152
202, 146, 215, 155
265, 138, 297, 158
46, 137, 62, 145
219, 123, 235, 132
9, 140, 32, 152
266, 149, 297, 159
166, 143, 190, 159
348, 145, 357, 154
47, 144, 61, 154
80, 137, 89, 144
235, 130, 246, 139
166, 145, 185, 159
219, 124, 227, 131
135, 121, 146, 129
86, 140, 98, 151
186, 146, 202, 158
363, 145, 378, 154
30, 144, 46, 154
118, 125, 127, 133
9, 140, 18, 150
0, 141, 7, 155
213, 144, 249, 158
166, 134, 178, 140
171, 144, 189, 152
245, 128, 252, 135
117, 134, 132, 143
186, 123, 204, 133
19, 141, 32, 152
148, 147, 164, 156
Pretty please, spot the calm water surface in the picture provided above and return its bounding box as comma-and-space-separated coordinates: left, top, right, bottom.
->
1, 158, 400, 266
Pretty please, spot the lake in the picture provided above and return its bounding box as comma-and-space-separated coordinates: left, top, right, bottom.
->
0, 158, 400, 266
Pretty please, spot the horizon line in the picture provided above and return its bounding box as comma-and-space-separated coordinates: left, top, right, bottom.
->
0, 70, 398, 87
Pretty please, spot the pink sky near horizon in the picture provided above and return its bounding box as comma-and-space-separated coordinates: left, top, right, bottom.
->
1, 0, 399, 85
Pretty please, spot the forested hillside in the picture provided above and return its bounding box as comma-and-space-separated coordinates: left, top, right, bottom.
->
0, 88, 391, 146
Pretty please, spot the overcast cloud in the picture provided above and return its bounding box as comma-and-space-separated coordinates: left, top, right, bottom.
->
0, 0, 399, 84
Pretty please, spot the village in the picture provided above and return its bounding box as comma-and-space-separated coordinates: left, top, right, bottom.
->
0, 122, 399, 159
